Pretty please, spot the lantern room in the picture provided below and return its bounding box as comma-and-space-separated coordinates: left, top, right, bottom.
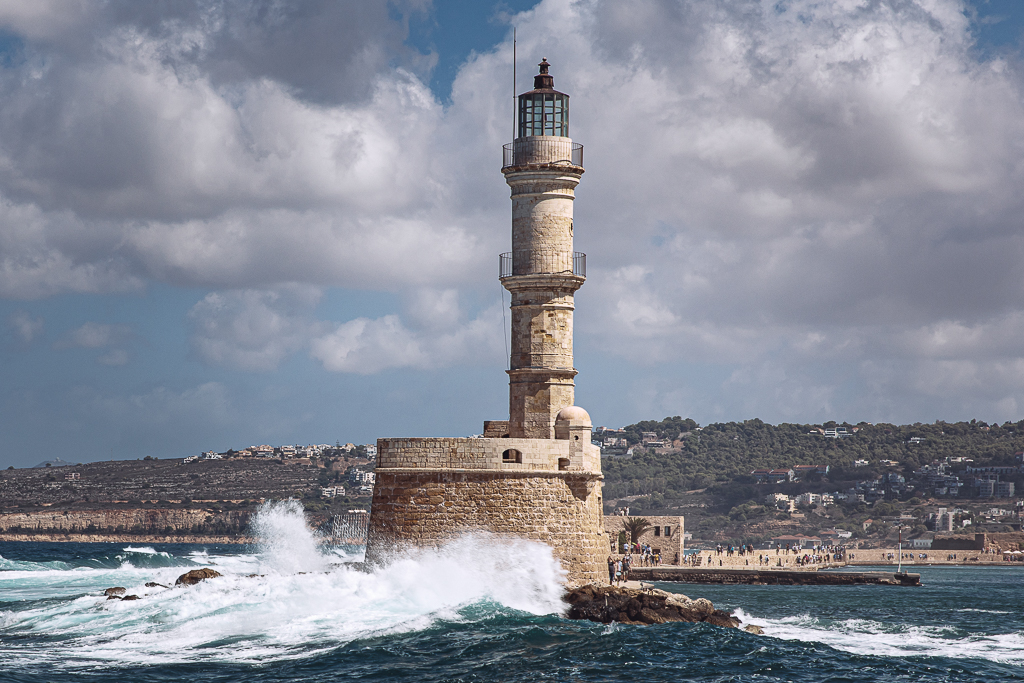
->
517, 58, 569, 138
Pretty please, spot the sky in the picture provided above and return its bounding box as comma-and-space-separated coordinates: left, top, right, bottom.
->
2, 0, 1024, 467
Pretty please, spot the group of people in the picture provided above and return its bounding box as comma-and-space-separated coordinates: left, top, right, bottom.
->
636, 545, 662, 567
608, 554, 631, 584
713, 544, 754, 556
607, 547, 667, 584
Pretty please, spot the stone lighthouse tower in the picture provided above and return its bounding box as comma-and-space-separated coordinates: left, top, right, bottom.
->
366, 60, 605, 585
501, 58, 586, 440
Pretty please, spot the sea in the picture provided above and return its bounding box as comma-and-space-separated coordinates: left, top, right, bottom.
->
0, 501, 1021, 682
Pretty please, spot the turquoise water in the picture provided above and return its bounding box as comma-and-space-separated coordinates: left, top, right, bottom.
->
1, 505, 1021, 682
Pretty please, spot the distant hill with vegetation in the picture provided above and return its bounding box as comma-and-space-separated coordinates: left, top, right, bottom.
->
601, 417, 1024, 546
602, 417, 1024, 504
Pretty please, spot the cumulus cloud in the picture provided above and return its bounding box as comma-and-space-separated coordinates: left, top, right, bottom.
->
52, 321, 133, 365
97, 349, 130, 366
310, 315, 425, 374
186, 284, 504, 373
4, 0, 1024, 422
0, 0, 482, 297
187, 285, 322, 371
54, 322, 132, 349
308, 308, 503, 373
7, 309, 42, 346
475, 0, 1024, 421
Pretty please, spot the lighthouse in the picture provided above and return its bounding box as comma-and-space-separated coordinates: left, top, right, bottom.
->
366, 60, 606, 585
501, 58, 587, 440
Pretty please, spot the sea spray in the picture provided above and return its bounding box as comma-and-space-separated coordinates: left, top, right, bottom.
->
0, 502, 570, 668
250, 499, 330, 574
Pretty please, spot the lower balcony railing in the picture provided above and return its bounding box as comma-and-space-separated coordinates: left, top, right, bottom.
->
500, 252, 586, 278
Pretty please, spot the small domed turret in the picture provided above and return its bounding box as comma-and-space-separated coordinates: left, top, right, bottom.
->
555, 405, 592, 427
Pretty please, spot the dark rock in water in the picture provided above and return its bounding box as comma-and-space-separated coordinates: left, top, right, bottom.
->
145, 582, 169, 588
175, 568, 223, 586
122, 595, 140, 600
563, 585, 740, 628
104, 587, 126, 597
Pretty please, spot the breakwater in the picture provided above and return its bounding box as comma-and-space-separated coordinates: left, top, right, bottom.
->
630, 566, 921, 586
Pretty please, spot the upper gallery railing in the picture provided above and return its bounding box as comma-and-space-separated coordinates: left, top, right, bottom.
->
503, 138, 583, 169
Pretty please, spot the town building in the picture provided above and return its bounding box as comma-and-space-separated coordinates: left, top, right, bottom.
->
931, 508, 955, 532
603, 514, 685, 564
366, 61, 606, 584
792, 464, 830, 478
764, 492, 794, 511
751, 468, 795, 484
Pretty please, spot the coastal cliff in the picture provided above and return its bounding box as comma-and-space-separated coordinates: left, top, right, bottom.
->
0, 508, 252, 543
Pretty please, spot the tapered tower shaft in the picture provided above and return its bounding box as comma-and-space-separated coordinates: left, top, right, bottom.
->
501, 59, 585, 439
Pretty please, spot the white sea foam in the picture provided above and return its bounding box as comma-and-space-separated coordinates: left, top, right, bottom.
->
0, 501, 566, 668
121, 546, 163, 555
734, 607, 1024, 665
251, 499, 330, 574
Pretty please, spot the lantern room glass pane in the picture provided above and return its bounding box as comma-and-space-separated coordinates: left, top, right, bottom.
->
518, 93, 568, 137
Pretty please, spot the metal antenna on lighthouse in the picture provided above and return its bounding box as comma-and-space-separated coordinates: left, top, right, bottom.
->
512, 27, 517, 143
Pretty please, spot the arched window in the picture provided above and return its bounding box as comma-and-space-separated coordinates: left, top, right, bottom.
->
502, 449, 522, 463
558, 458, 570, 471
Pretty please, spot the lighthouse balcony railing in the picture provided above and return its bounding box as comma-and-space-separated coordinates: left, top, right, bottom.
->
503, 140, 583, 169
500, 252, 586, 278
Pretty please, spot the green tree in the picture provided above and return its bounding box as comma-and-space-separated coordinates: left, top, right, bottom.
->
622, 517, 651, 544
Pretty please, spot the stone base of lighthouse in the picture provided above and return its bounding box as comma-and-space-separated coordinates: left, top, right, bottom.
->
365, 434, 606, 585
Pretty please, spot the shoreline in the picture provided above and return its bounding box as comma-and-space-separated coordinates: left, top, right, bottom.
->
0, 533, 252, 544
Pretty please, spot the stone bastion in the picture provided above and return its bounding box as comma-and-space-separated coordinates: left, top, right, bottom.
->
365, 434, 607, 585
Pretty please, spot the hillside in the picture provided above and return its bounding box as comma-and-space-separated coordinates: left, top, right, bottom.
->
0, 454, 374, 540
601, 417, 1024, 545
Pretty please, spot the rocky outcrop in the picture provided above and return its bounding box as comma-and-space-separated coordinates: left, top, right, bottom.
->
563, 585, 741, 627
103, 586, 141, 601
175, 568, 222, 586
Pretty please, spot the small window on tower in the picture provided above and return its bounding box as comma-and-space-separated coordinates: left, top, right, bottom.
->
558, 458, 570, 471
502, 449, 522, 463
654, 527, 661, 537
664, 526, 672, 537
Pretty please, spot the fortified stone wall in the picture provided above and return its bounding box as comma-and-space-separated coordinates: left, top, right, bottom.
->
931, 533, 987, 550
367, 468, 606, 585
984, 532, 1024, 551
377, 436, 600, 472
